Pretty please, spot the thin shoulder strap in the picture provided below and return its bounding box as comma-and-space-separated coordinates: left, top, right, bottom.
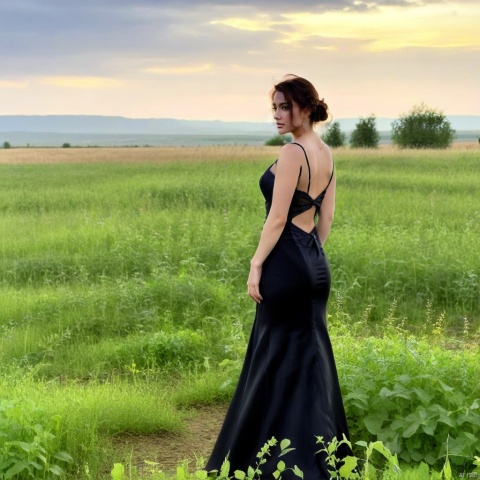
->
291, 142, 311, 193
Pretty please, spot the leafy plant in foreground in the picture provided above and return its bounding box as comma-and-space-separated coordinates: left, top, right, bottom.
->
316, 435, 360, 479
111, 438, 302, 480
0, 400, 73, 479
110, 436, 479, 479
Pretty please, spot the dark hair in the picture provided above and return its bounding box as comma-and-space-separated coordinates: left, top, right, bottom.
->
272, 74, 329, 125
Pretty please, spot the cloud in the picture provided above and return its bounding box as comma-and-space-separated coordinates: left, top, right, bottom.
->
210, 16, 274, 32
0, 80, 29, 88
143, 64, 214, 75
213, 4, 480, 52
42, 76, 123, 88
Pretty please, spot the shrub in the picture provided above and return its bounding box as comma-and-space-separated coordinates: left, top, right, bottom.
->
391, 103, 455, 149
350, 115, 380, 148
323, 121, 346, 148
264, 134, 288, 146
62, 143, 71, 148
3, 141, 11, 149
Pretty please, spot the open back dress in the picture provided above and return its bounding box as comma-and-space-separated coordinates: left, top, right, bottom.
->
206, 143, 351, 479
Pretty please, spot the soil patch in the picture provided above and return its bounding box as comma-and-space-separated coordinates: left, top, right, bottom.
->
112, 404, 228, 475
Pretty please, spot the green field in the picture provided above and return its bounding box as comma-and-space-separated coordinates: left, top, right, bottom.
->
0, 146, 479, 479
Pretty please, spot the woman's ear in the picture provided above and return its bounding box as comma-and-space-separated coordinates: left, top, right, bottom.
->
303, 106, 312, 119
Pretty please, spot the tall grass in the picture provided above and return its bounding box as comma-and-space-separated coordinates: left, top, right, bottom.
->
0, 146, 479, 478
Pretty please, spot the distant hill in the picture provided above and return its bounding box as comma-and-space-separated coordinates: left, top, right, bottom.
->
0, 115, 478, 147
0, 115, 274, 135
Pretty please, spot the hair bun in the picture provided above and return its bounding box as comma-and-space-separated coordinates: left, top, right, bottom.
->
272, 75, 330, 126
314, 99, 329, 122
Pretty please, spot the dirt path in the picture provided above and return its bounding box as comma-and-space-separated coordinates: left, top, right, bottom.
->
113, 404, 228, 475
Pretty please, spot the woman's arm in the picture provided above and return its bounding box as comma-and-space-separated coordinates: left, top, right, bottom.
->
316, 173, 336, 245
247, 144, 303, 303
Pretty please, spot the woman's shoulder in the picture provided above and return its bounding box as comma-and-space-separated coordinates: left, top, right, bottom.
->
320, 140, 333, 159
278, 142, 306, 161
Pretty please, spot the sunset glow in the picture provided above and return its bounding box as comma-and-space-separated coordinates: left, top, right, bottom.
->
0, 1, 478, 120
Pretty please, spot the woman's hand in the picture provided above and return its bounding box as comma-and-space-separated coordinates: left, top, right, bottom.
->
247, 263, 263, 304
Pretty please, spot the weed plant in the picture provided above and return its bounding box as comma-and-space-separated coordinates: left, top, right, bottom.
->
110, 435, 480, 479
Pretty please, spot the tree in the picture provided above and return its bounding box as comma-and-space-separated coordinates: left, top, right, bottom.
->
322, 122, 346, 148
62, 142, 71, 148
391, 103, 455, 149
350, 115, 380, 148
3, 141, 11, 149
265, 134, 288, 146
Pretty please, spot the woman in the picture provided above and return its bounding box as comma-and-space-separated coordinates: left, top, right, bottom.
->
206, 75, 351, 478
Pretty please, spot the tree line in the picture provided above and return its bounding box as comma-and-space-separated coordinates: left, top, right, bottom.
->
266, 104, 465, 149
324, 103, 456, 149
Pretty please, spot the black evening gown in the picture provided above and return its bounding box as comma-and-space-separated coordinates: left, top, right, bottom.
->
206, 143, 351, 479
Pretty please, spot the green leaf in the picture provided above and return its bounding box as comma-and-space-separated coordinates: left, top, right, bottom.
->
469, 400, 479, 410
220, 459, 230, 478
402, 422, 420, 438
412, 387, 434, 404
0, 459, 15, 471
417, 462, 430, 477
364, 412, 387, 435
111, 463, 125, 480
328, 441, 337, 454
277, 460, 285, 472
379, 387, 393, 398
5, 461, 29, 479
391, 385, 412, 400
442, 457, 452, 480
438, 380, 454, 392
293, 465, 304, 478
278, 447, 295, 457
48, 464, 65, 477
371, 441, 396, 460
176, 466, 187, 480
234, 471, 246, 480
12, 441, 31, 453
421, 420, 437, 436
29, 460, 43, 470
464, 431, 477, 442
390, 418, 406, 431
53, 451, 73, 463
195, 470, 208, 480
411, 450, 424, 462
280, 439, 291, 450
437, 413, 455, 428
338, 456, 359, 477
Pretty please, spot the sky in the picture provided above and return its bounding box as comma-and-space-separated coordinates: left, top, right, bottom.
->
0, 0, 479, 122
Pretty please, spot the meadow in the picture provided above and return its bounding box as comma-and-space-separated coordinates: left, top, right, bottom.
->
0, 144, 479, 479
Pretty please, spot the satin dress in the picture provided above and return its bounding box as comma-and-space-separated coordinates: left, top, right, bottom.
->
206, 143, 351, 479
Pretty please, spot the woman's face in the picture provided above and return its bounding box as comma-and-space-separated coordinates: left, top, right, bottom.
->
272, 90, 304, 135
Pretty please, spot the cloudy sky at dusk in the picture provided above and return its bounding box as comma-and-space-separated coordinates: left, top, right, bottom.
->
0, 0, 478, 122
